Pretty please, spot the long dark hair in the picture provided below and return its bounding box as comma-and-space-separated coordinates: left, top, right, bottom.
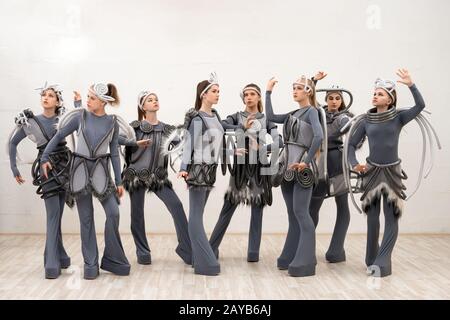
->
390, 90, 397, 107
106, 83, 120, 106
195, 80, 212, 110
307, 78, 317, 108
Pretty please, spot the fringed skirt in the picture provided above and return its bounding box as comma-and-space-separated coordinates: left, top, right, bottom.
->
358, 159, 407, 217
122, 167, 172, 193
224, 164, 272, 207
69, 154, 117, 202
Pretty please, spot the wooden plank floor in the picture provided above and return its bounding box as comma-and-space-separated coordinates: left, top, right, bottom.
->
0, 234, 449, 300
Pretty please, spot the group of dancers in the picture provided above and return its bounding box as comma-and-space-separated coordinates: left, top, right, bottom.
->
8, 69, 440, 280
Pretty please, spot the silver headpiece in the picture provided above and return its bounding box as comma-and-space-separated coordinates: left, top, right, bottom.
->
374, 78, 396, 102
89, 83, 115, 103
293, 75, 312, 93
325, 85, 344, 99
35, 81, 64, 107
199, 72, 219, 99
240, 85, 261, 101
137, 90, 156, 111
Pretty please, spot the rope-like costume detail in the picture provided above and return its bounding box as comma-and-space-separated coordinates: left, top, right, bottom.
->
122, 121, 175, 193
179, 108, 227, 189
223, 113, 273, 207
9, 109, 74, 207
342, 107, 441, 215
270, 106, 326, 189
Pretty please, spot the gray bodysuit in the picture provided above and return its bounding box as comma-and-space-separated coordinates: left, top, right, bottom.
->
9, 109, 71, 278
121, 120, 192, 265
265, 91, 324, 277
310, 109, 352, 263
209, 110, 283, 262
347, 84, 425, 277
180, 108, 230, 276
42, 108, 130, 279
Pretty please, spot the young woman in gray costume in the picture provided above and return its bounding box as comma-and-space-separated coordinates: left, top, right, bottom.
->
209, 83, 283, 262
41, 83, 134, 279
8, 82, 72, 279
309, 72, 355, 263
121, 90, 192, 265
177, 73, 247, 276
343, 69, 440, 277
266, 76, 325, 277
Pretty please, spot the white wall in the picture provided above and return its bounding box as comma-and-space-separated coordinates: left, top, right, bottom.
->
1, 0, 449, 234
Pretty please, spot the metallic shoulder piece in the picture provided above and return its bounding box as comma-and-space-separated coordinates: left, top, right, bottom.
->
140, 121, 153, 133
130, 120, 140, 129
183, 108, 199, 129
366, 106, 398, 123
162, 123, 176, 136
14, 108, 34, 126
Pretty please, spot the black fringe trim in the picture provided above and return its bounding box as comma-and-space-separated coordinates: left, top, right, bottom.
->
122, 176, 173, 194
70, 179, 117, 202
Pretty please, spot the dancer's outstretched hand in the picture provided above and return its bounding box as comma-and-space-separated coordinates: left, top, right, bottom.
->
396, 69, 413, 87
73, 91, 82, 102
266, 77, 278, 92
15, 175, 25, 184
313, 71, 328, 81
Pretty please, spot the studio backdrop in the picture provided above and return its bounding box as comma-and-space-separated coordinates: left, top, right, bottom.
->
1, 0, 449, 234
